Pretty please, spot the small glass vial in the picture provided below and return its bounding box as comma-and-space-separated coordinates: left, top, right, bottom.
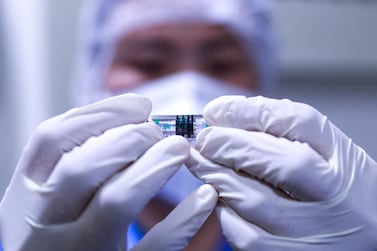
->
150, 115, 208, 141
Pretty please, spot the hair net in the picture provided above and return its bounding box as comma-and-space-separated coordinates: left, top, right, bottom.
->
76, 0, 277, 105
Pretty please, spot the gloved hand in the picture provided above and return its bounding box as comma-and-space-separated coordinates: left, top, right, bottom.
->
0, 93, 218, 251
187, 95, 377, 250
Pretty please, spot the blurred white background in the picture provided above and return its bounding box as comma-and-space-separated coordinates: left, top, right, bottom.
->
0, 0, 376, 195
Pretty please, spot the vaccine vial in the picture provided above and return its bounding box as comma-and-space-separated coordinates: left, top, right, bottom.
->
150, 115, 208, 141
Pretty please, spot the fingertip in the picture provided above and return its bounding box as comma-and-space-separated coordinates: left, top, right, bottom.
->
160, 135, 191, 158
196, 184, 218, 205
195, 127, 214, 150
184, 184, 218, 218
215, 203, 228, 219
203, 95, 247, 126
103, 93, 152, 110
146, 120, 164, 139
215, 205, 237, 233
130, 93, 153, 113
108, 93, 153, 119
171, 135, 191, 154
66, 93, 153, 122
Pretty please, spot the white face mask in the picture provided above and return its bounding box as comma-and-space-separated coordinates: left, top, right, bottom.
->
126, 71, 255, 115
125, 71, 255, 204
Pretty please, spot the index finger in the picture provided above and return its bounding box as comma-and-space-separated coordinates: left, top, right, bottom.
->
19, 93, 152, 184
203, 95, 342, 160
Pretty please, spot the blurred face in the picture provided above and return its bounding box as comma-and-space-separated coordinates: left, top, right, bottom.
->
105, 23, 257, 91
104, 23, 257, 250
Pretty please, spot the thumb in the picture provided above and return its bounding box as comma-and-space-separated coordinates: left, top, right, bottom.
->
130, 184, 218, 251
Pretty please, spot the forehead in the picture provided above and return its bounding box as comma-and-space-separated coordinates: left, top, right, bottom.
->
116, 23, 243, 51
107, 0, 249, 49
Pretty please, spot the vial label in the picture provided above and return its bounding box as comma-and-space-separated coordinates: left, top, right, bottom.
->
151, 115, 208, 141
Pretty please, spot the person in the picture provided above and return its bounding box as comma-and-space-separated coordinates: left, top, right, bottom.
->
74, 0, 276, 250
1, 1, 377, 251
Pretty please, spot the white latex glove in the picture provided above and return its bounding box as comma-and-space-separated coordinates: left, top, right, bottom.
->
187, 95, 377, 250
0, 93, 218, 251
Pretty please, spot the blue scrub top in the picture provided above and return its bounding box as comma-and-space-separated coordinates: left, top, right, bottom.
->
0, 224, 233, 251
128, 221, 233, 251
